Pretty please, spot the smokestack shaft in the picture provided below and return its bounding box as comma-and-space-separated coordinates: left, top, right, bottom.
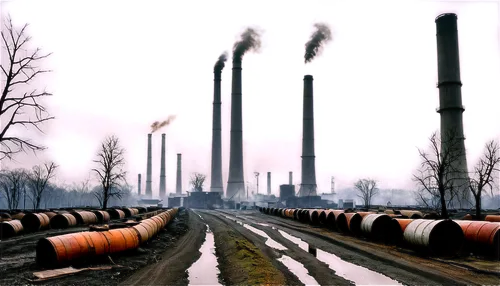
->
145, 134, 153, 198
159, 134, 166, 197
210, 69, 224, 193
176, 153, 182, 195
227, 58, 245, 200
138, 174, 142, 195
299, 75, 317, 197
267, 172, 271, 195
435, 13, 469, 203
289, 172, 293, 185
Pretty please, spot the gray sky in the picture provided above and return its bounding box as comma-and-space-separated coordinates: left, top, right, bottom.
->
1, 0, 499, 197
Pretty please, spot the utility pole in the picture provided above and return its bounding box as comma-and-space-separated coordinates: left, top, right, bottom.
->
254, 172, 260, 195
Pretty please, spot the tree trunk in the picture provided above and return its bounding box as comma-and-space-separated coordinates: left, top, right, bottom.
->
440, 191, 449, 219
475, 194, 481, 219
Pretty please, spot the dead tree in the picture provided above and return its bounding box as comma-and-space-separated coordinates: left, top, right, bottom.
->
0, 168, 28, 209
413, 131, 466, 219
0, 17, 54, 160
190, 173, 207, 192
92, 135, 127, 209
354, 178, 379, 208
28, 162, 58, 210
468, 140, 500, 218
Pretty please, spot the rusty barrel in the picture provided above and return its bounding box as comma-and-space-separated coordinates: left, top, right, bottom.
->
384, 209, 395, 215
107, 209, 126, 220
71, 211, 98, 225
21, 213, 50, 233
337, 213, 362, 235
454, 220, 500, 258
273, 208, 280, 216
135, 207, 147, 214
50, 213, 78, 229
485, 215, 500, 223
403, 219, 464, 256
326, 210, 345, 230
308, 209, 321, 225
360, 214, 393, 242
43, 212, 57, 220
11, 212, 25, 220
0, 220, 23, 239
92, 210, 110, 223
388, 218, 414, 244
423, 212, 439, 220
318, 210, 332, 225
399, 210, 423, 219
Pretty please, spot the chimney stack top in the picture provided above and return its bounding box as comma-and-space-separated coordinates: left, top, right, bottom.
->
435, 13, 457, 22
148, 133, 152, 137
304, 75, 313, 80
162, 133, 166, 137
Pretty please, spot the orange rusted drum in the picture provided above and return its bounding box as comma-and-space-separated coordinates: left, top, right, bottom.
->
0, 220, 23, 239
92, 210, 110, 223
121, 208, 135, 217
327, 210, 345, 230
454, 220, 500, 258
461, 214, 473, 220
384, 210, 395, 215
318, 210, 332, 225
399, 210, 423, 219
308, 210, 321, 225
388, 218, 414, 244
71, 211, 98, 225
337, 212, 363, 235
50, 213, 78, 229
43, 212, 57, 219
130, 208, 140, 216
485, 215, 500, 223
107, 209, 126, 220
11, 212, 25, 220
132, 223, 150, 243
21, 213, 50, 232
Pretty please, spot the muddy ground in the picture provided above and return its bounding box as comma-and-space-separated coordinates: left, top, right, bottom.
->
1, 208, 499, 286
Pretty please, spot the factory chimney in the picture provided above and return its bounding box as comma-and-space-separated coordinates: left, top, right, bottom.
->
299, 75, 317, 197
210, 61, 224, 193
159, 133, 166, 198
435, 13, 469, 206
226, 57, 245, 200
138, 174, 141, 195
176, 153, 182, 195
267, 172, 271, 195
145, 134, 153, 198
289, 172, 293, 185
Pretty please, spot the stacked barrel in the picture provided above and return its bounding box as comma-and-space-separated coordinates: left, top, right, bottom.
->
35, 208, 179, 268
258, 207, 500, 259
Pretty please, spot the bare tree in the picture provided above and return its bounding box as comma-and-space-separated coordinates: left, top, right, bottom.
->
468, 140, 500, 218
92, 135, 127, 209
0, 168, 28, 209
413, 131, 466, 218
27, 161, 58, 210
354, 178, 379, 208
190, 172, 207, 192
0, 17, 54, 160
70, 177, 92, 206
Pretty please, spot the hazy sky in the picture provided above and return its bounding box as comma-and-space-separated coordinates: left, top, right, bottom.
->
1, 0, 499, 197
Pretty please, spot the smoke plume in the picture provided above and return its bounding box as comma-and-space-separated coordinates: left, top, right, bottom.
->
233, 27, 262, 61
214, 52, 228, 72
151, 115, 177, 133
304, 23, 332, 63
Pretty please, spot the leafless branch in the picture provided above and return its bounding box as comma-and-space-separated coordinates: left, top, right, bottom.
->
190, 172, 207, 192
0, 168, 28, 209
0, 16, 54, 160
354, 178, 379, 208
27, 161, 58, 210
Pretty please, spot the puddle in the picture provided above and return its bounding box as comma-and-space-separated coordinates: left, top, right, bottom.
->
278, 255, 320, 286
187, 224, 222, 285
257, 223, 270, 227
278, 230, 402, 285
243, 224, 288, 250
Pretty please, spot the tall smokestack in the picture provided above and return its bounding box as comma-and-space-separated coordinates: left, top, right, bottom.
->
176, 153, 182, 195
145, 134, 153, 198
226, 57, 245, 201
267, 172, 271, 195
299, 75, 317, 197
138, 174, 141, 195
210, 53, 226, 194
159, 133, 166, 198
289, 172, 293, 185
435, 13, 469, 205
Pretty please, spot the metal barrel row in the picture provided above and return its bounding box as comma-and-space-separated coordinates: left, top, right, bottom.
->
0, 207, 146, 240
259, 207, 500, 259
35, 208, 179, 268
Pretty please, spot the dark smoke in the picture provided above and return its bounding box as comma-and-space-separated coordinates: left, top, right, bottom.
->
151, 115, 177, 133
233, 27, 262, 61
214, 52, 228, 72
304, 23, 332, 63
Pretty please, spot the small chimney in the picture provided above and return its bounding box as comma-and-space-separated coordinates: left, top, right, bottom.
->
210, 63, 224, 193
176, 153, 182, 195
159, 134, 166, 198
299, 75, 317, 197
138, 174, 142, 195
226, 57, 245, 200
145, 133, 153, 198
267, 172, 271, 195
289, 171, 293, 185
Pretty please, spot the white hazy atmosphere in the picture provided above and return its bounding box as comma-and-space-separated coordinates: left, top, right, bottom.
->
1, 0, 499, 198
